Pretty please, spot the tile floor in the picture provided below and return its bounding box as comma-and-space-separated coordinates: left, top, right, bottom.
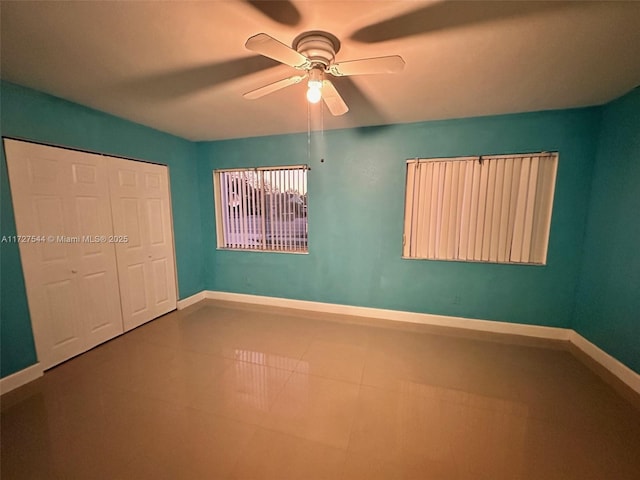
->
2, 300, 639, 479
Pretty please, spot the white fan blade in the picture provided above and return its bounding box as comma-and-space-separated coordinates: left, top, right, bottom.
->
328, 55, 405, 76
245, 33, 311, 69
322, 80, 349, 116
243, 74, 307, 99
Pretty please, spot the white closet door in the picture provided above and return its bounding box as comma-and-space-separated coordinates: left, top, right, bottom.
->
108, 158, 177, 331
4, 139, 124, 369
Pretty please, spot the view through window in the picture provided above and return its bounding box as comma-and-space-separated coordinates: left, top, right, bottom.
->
213, 166, 308, 252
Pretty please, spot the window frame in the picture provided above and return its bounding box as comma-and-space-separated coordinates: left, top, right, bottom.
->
213, 165, 309, 254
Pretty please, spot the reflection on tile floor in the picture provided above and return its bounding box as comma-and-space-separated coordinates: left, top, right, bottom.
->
2, 300, 639, 479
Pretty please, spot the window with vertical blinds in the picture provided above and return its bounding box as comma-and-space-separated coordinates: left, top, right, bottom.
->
403, 152, 558, 264
213, 165, 308, 253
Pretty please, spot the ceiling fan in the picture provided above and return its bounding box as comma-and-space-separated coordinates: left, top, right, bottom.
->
127, 1, 570, 121
243, 31, 405, 116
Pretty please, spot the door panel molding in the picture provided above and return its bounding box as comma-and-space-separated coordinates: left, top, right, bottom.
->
108, 158, 177, 331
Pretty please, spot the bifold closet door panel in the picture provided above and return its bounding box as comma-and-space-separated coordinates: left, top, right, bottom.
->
3, 139, 124, 369
108, 158, 177, 331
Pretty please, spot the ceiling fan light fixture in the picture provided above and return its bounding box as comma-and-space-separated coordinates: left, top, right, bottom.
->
306, 84, 322, 103
306, 67, 323, 104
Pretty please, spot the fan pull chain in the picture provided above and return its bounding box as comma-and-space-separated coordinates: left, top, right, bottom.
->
321, 99, 324, 145
307, 98, 311, 165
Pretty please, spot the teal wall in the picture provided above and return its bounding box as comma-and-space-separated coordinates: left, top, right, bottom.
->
574, 87, 640, 373
198, 108, 601, 328
0, 81, 204, 377
3, 79, 637, 380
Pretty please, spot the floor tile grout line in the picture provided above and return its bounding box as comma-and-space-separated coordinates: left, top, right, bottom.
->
264, 367, 297, 415
341, 382, 364, 463
224, 422, 263, 478
256, 424, 352, 454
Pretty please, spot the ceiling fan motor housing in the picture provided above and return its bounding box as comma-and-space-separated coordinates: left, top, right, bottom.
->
293, 31, 341, 68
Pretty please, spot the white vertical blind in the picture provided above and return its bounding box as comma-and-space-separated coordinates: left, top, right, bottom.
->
402, 163, 416, 258
214, 166, 308, 253
403, 153, 558, 264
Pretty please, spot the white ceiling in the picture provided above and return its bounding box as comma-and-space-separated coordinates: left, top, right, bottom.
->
1, 1, 639, 141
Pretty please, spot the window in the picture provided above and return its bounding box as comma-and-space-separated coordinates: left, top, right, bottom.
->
403, 152, 558, 264
213, 165, 308, 253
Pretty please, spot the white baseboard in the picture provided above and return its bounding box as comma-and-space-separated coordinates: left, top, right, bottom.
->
6, 292, 637, 397
201, 290, 639, 396
177, 291, 207, 310
205, 290, 570, 341
569, 330, 640, 394
0, 363, 43, 395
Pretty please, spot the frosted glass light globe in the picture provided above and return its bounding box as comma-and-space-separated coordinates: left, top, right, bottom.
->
306, 85, 322, 104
